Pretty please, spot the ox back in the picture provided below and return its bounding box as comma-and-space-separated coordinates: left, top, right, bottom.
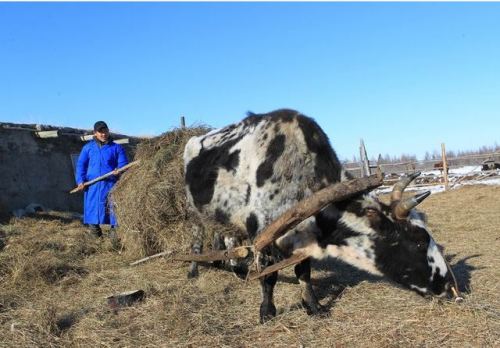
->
184, 109, 342, 241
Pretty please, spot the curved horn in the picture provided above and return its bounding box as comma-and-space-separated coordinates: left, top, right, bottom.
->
391, 171, 421, 203
393, 191, 431, 220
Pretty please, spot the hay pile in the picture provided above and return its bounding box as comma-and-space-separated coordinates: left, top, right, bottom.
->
111, 127, 210, 258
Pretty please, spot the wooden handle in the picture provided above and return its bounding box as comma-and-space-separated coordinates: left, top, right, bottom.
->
70, 160, 140, 194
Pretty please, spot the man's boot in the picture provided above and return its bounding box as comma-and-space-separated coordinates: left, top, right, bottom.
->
109, 228, 120, 250
89, 224, 103, 238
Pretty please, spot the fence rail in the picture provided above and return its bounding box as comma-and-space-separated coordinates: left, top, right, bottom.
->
344, 142, 500, 191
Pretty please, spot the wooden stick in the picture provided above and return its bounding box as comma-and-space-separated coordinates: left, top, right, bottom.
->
70, 160, 140, 194
247, 252, 309, 280
173, 246, 250, 262
253, 174, 383, 252
129, 250, 173, 266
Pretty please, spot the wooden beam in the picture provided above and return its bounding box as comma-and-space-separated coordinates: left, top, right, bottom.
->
247, 252, 309, 280
173, 246, 250, 262
253, 174, 383, 253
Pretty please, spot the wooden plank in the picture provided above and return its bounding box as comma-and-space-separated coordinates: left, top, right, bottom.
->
80, 134, 94, 141
35, 130, 59, 138
114, 138, 129, 144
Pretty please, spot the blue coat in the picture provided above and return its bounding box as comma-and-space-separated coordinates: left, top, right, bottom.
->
75, 139, 129, 226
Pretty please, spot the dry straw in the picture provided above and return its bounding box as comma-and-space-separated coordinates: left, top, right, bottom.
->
0, 127, 499, 346
111, 126, 210, 258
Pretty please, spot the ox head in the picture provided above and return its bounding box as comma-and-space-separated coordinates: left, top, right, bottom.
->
326, 172, 460, 300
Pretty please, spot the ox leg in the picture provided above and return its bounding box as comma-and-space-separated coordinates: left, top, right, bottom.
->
212, 232, 225, 269
294, 258, 326, 315
188, 224, 204, 279
259, 271, 278, 323
224, 236, 248, 279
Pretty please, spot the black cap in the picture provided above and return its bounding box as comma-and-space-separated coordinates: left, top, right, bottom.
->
93, 121, 108, 132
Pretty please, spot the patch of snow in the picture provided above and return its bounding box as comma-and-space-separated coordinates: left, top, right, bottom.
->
375, 165, 500, 197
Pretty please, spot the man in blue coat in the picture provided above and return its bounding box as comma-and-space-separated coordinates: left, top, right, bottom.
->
75, 121, 129, 237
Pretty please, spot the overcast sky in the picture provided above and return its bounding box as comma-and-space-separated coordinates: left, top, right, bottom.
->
1, 2, 499, 160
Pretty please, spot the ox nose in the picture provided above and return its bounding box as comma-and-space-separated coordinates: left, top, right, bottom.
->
449, 284, 464, 303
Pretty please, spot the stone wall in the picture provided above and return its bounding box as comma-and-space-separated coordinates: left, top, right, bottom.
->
0, 124, 137, 216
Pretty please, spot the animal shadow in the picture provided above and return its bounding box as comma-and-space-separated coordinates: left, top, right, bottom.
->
277, 257, 384, 313
277, 253, 480, 314
446, 253, 481, 294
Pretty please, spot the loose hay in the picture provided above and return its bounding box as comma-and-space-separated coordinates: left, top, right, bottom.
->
0, 181, 499, 346
111, 127, 211, 258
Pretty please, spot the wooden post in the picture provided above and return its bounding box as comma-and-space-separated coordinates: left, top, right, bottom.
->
180, 116, 186, 128
360, 139, 370, 177
441, 143, 449, 190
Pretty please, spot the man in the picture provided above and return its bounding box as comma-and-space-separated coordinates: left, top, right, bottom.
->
75, 121, 129, 237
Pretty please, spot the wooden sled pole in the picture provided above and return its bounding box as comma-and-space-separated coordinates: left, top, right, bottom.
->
248, 252, 309, 280
129, 250, 173, 266
173, 246, 250, 262
253, 173, 383, 252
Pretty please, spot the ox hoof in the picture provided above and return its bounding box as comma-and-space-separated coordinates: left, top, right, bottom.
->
187, 266, 199, 279
232, 265, 248, 280
302, 300, 329, 317
259, 303, 277, 324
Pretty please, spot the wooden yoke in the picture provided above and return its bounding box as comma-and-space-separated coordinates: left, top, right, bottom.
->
173, 173, 383, 280
252, 173, 384, 253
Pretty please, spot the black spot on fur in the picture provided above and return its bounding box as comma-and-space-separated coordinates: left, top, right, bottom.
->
185, 137, 243, 209
215, 208, 230, 224
316, 204, 359, 247
246, 213, 259, 239
256, 134, 285, 187
224, 150, 240, 173
296, 115, 341, 185
245, 185, 251, 205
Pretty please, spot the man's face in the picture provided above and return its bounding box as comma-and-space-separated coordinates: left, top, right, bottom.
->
94, 127, 109, 142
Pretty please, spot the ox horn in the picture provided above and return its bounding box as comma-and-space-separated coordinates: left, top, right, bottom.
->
391, 172, 431, 220
391, 171, 421, 203
393, 191, 431, 220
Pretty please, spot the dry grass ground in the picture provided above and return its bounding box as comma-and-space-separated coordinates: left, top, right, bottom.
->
0, 184, 499, 347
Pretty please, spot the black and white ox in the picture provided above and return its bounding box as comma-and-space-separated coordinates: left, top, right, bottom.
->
183, 109, 459, 323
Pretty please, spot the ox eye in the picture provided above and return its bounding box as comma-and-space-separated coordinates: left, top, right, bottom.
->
364, 208, 379, 217
416, 242, 426, 251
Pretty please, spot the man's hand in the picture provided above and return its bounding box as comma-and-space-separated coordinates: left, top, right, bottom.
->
112, 169, 120, 176
76, 183, 85, 192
